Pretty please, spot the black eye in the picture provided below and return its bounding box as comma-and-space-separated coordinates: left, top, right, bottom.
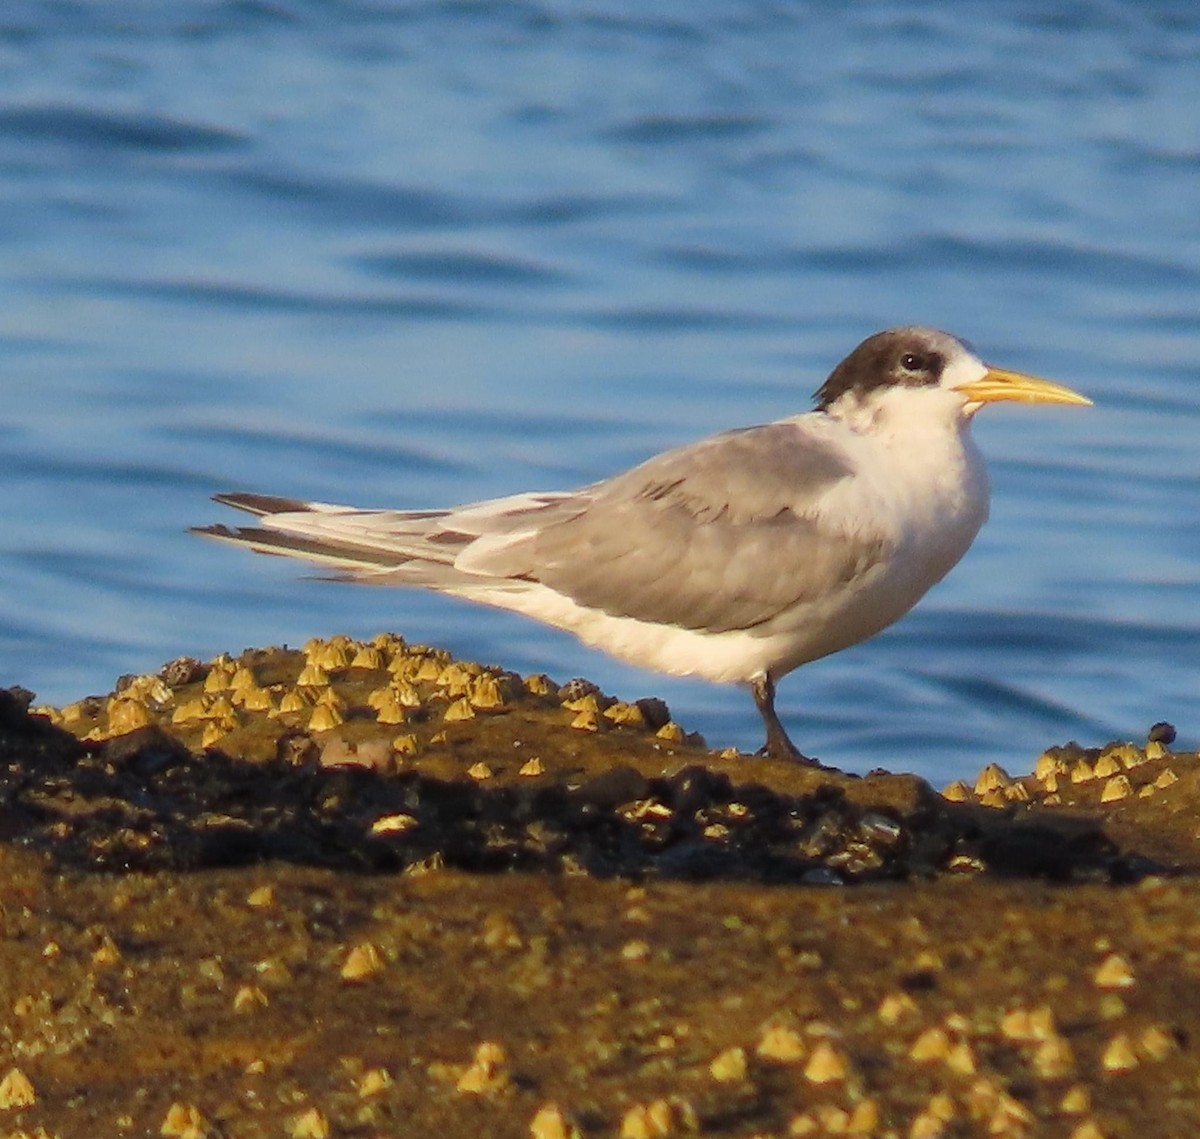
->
900, 352, 925, 372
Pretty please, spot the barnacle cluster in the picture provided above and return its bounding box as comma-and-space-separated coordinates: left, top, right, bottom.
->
1, 646, 1195, 1139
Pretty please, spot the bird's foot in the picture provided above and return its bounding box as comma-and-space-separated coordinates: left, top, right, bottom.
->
750, 674, 820, 764
756, 729, 820, 765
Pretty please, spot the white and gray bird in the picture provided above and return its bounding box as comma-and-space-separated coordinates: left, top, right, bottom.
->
194, 326, 1090, 761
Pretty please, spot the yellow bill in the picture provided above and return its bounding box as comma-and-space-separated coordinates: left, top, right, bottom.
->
955, 366, 1092, 407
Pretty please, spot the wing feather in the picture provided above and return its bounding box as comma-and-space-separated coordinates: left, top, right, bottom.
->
198, 420, 894, 634
464, 422, 894, 633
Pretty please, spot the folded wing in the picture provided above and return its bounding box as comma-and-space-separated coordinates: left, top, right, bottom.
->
195, 421, 894, 634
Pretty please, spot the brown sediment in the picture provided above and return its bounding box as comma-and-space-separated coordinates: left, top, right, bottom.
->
0, 636, 1197, 1137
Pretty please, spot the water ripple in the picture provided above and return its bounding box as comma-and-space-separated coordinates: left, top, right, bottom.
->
0, 103, 246, 152
221, 165, 667, 231
654, 234, 1200, 287
606, 113, 773, 146
0, 0, 1195, 781
171, 423, 470, 479
50, 275, 503, 320
353, 249, 572, 287
224, 166, 472, 228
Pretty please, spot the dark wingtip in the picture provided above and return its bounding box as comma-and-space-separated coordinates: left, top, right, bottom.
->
190, 523, 239, 539
212, 492, 310, 517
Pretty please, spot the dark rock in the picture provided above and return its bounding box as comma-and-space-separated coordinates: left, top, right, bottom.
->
572, 765, 650, 811
102, 725, 191, 774
159, 657, 206, 687
1149, 721, 1177, 745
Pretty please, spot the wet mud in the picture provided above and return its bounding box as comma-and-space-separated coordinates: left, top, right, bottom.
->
1, 635, 1198, 1138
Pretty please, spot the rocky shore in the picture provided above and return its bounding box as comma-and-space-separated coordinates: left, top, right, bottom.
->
0, 634, 1196, 1139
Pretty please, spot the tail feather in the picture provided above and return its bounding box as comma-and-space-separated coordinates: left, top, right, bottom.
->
192, 523, 411, 570
195, 488, 584, 592
193, 491, 523, 591
213, 492, 320, 517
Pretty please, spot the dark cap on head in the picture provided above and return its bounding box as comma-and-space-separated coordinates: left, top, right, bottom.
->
814, 327, 966, 411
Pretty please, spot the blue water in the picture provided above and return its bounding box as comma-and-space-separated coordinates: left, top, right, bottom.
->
1, 2, 1198, 784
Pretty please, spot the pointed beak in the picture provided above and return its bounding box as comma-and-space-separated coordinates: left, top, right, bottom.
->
955, 366, 1092, 407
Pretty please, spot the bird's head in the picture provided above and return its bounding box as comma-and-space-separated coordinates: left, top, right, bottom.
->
814, 327, 1091, 420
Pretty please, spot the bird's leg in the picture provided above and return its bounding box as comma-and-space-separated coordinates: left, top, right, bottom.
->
751, 674, 817, 763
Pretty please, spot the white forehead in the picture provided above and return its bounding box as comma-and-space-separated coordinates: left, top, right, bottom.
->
930, 332, 988, 391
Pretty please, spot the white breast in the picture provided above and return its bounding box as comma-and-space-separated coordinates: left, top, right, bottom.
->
449, 391, 990, 687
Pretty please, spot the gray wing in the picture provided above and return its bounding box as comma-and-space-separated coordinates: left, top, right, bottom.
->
464, 421, 894, 633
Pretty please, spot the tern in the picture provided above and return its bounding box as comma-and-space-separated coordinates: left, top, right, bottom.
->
194, 326, 1090, 761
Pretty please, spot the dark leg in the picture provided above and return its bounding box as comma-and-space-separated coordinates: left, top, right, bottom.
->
751, 674, 817, 763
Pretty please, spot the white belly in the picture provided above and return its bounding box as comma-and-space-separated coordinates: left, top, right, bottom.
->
451, 426, 989, 686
